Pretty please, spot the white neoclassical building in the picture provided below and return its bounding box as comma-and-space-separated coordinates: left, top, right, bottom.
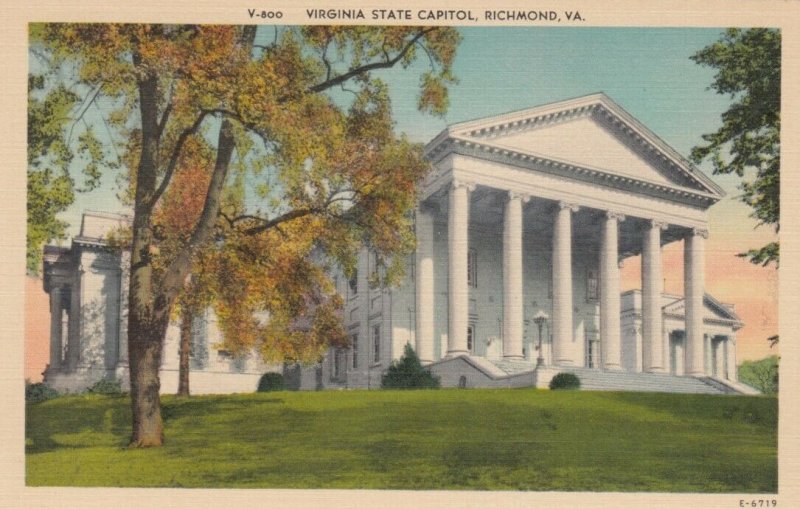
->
327, 93, 752, 394
41, 93, 756, 394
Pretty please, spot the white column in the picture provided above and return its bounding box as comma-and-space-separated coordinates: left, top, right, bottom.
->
49, 285, 63, 368
600, 211, 624, 370
727, 335, 737, 381
684, 228, 707, 376
415, 204, 435, 364
67, 274, 82, 370
503, 191, 529, 359
642, 220, 667, 373
552, 202, 578, 365
447, 180, 473, 357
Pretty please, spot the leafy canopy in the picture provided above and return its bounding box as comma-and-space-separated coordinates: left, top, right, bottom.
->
690, 28, 780, 267
31, 24, 461, 364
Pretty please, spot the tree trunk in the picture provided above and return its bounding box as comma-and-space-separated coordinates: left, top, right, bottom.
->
177, 307, 193, 397
127, 62, 167, 447
126, 26, 256, 447
128, 306, 168, 447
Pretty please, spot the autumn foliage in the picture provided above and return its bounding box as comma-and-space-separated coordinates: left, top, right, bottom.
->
31, 23, 460, 446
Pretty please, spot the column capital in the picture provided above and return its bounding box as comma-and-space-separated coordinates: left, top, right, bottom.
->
451, 179, 476, 193
507, 190, 531, 203
646, 219, 669, 231
688, 227, 709, 239
557, 201, 579, 212
604, 210, 626, 222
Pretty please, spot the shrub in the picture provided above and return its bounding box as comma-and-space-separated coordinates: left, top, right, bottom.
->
549, 372, 581, 390
25, 382, 60, 404
86, 378, 124, 395
257, 372, 285, 392
381, 344, 440, 389
738, 355, 779, 394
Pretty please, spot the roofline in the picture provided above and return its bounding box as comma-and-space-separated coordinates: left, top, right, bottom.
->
425, 92, 725, 199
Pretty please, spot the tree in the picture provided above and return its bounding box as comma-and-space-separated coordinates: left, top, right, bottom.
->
27, 76, 76, 273
31, 24, 460, 446
690, 28, 780, 267
738, 355, 778, 394
381, 343, 439, 389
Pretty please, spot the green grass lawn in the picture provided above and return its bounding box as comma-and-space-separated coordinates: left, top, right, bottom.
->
25, 389, 777, 492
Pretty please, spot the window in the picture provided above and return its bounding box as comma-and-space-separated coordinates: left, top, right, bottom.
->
467, 325, 475, 352
333, 351, 342, 379
372, 324, 381, 363
351, 333, 359, 369
467, 248, 477, 288
333, 348, 347, 381
349, 268, 358, 296
586, 268, 599, 301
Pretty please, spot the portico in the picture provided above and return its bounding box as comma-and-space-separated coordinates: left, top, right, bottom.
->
414, 93, 727, 379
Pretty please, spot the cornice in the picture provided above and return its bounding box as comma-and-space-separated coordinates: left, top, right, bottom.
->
431, 138, 720, 209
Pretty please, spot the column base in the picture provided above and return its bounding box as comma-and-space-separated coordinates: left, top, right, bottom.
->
553, 359, 576, 367
602, 364, 624, 371
446, 350, 470, 358
645, 367, 667, 374
503, 354, 524, 360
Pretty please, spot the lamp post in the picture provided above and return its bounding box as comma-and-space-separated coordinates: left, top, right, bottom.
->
533, 310, 549, 368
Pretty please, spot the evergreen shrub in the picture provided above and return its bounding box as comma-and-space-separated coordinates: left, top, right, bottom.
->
25, 382, 60, 404
86, 378, 124, 395
549, 372, 581, 390
381, 344, 440, 389
257, 372, 286, 392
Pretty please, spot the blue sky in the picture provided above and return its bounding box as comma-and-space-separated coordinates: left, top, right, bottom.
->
50, 25, 780, 360
63, 26, 736, 236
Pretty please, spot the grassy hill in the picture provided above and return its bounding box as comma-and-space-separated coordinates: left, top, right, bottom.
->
25, 389, 777, 492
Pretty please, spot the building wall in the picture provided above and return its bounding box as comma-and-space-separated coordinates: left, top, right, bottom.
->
25, 275, 50, 382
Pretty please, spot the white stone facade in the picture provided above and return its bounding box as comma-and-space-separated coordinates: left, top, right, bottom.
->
42, 212, 278, 393
42, 94, 750, 394
328, 94, 746, 392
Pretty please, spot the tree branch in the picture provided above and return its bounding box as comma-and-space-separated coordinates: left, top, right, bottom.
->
149, 110, 211, 209
305, 28, 436, 96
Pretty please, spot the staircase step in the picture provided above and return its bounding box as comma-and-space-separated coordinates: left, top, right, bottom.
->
489, 360, 734, 394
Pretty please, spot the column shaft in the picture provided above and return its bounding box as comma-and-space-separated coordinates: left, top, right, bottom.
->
49, 286, 63, 368
503, 192, 526, 359
684, 230, 706, 375
642, 221, 665, 373
447, 182, 471, 356
67, 275, 82, 370
415, 206, 435, 364
600, 213, 623, 370
552, 203, 576, 365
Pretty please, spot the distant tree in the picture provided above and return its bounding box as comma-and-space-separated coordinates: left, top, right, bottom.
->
381, 343, 440, 389
690, 28, 780, 267
738, 355, 779, 394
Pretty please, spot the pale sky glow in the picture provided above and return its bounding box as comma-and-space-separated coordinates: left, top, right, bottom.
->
51, 26, 778, 361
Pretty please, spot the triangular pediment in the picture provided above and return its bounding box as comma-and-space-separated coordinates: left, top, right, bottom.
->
426, 93, 724, 201
477, 115, 676, 186
663, 293, 742, 325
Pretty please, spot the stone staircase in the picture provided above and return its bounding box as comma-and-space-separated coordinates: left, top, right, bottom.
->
554, 367, 724, 394
488, 360, 742, 394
